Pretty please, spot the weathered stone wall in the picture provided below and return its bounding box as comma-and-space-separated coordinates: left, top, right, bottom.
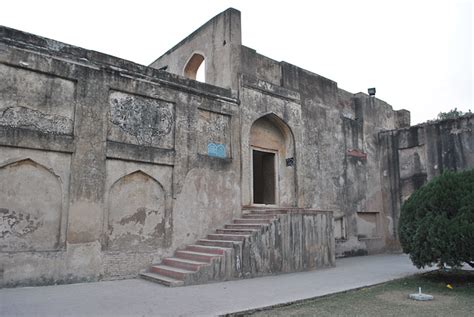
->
149, 8, 417, 259
236, 211, 335, 277
239, 74, 304, 208
295, 74, 406, 257
0, 26, 241, 287
236, 45, 409, 256
149, 8, 242, 90
379, 114, 474, 249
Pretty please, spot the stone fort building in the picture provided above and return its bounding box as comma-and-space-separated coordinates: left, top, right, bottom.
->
1, 8, 472, 287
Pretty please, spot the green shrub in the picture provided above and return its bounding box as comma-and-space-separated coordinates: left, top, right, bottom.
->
399, 169, 474, 268
437, 107, 472, 120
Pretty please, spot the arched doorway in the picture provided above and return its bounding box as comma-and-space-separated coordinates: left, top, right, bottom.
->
249, 114, 296, 206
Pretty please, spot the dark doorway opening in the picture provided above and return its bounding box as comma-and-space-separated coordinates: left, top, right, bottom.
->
253, 150, 276, 204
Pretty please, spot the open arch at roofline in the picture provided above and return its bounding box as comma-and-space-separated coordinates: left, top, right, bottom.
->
183, 52, 205, 82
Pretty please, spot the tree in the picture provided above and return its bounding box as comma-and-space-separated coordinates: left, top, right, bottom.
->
399, 169, 474, 269
437, 107, 472, 120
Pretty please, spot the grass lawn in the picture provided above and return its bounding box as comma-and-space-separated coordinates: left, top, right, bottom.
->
247, 270, 474, 317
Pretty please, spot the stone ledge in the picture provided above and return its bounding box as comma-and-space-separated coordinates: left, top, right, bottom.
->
106, 141, 175, 166
243, 206, 333, 216
241, 74, 301, 102
0, 126, 74, 153
0, 26, 239, 104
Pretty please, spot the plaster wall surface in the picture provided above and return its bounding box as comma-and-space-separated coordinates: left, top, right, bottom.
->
237, 211, 336, 276
150, 8, 242, 90
239, 75, 302, 208
0, 63, 75, 134
379, 115, 474, 248
236, 45, 407, 256
0, 25, 240, 287
0, 147, 70, 252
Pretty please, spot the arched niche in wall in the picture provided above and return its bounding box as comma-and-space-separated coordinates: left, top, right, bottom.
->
106, 170, 166, 251
0, 159, 62, 252
183, 53, 206, 82
249, 114, 296, 206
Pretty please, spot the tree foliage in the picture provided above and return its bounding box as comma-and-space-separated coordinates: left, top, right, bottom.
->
399, 169, 474, 269
437, 107, 472, 120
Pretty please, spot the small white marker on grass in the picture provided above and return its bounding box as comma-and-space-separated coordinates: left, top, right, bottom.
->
409, 287, 433, 301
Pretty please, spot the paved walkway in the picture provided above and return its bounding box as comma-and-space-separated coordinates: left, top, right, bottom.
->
1, 254, 430, 316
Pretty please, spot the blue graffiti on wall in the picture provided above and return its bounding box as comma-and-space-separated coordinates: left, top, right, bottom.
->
208, 142, 226, 158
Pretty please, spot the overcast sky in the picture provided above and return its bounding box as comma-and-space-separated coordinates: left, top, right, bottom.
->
1, 0, 472, 124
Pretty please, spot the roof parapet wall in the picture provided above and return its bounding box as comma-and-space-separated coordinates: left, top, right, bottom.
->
149, 8, 242, 90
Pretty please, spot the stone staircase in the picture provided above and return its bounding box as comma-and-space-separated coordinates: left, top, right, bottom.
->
140, 211, 277, 287
140, 208, 335, 287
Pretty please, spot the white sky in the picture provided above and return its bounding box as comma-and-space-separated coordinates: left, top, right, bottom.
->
1, 0, 472, 124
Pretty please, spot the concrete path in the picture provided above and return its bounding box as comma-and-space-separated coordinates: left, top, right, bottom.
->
1, 254, 431, 317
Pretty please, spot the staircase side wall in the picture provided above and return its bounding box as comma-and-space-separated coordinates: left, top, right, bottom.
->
235, 212, 335, 278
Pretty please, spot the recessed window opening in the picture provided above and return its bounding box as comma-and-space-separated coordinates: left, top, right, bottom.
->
184, 53, 205, 82
253, 149, 276, 204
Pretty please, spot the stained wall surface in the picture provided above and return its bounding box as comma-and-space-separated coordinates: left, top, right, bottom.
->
0, 25, 241, 287
236, 47, 410, 257
148, 7, 413, 260
379, 115, 474, 249
149, 8, 242, 90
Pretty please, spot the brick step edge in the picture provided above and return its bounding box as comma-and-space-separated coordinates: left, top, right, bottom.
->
139, 272, 184, 287
186, 244, 232, 255
163, 257, 209, 271
196, 239, 240, 248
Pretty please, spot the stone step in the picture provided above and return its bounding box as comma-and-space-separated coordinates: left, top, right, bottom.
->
216, 228, 256, 235
139, 272, 184, 287
225, 224, 264, 230
242, 214, 278, 219
186, 244, 231, 255
196, 239, 237, 248
150, 265, 194, 280
207, 233, 248, 242
234, 218, 272, 224
162, 257, 208, 271
246, 210, 285, 215
175, 250, 218, 263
